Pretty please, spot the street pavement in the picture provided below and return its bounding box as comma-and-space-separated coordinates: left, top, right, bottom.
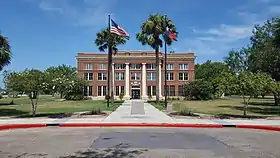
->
0, 100, 280, 126
1, 127, 280, 158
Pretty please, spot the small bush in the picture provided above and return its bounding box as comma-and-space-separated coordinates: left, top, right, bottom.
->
105, 95, 110, 100
0, 94, 2, 99
119, 93, 124, 100
178, 108, 196, 116
89, 108, 102, 115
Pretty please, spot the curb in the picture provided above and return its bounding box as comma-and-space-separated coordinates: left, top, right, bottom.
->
0, 123, 279, 131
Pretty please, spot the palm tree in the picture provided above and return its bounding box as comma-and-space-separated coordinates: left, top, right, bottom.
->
95, 28, 127, 105
0, 33, 12, 71
136, 14, 177, 103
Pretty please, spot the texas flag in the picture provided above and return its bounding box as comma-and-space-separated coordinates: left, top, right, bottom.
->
166, 26, 177, 41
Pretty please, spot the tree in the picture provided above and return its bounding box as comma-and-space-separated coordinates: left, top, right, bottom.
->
6, 69, 45, 116
195, 60, 228, 80
249, 17, 280, 105
0, 33, 12, 70
233, 72, 270, 116
224, 46, 251, 74
136, 14, 178, 103
44, 65, 76, 98
95, 28, 127, 105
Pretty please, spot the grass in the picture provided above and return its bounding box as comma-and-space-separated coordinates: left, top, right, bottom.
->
149, 96, 280, 117
0, 96, 123, 117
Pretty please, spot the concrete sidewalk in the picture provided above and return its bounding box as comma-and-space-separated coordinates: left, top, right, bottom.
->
103, 100, 176, 123
0, 100, 280, 126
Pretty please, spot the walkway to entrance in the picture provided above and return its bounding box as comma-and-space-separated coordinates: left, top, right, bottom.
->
103, 100, 176, 123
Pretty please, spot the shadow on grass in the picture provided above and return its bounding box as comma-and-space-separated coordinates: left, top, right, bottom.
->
247, 101, 276, 106
218, 105, 280, 117
15, 113, 73, 119
59, 143, 146, 158
0, 108, 29, 117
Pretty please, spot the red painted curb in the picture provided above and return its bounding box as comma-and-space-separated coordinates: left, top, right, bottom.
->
0, 124, 46, 130
59, 123, 223, 128
236, 125, 280, 131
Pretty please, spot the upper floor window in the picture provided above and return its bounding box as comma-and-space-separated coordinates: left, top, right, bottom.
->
84, 64, 93, 70
115, 64, 125, 70
178, 72, 188, 81
166, 72, 174, 81
147, 72, 156, 81
130, 64, 141, 69
98, 73, 107, 81
98, 64, 107, 70
179, 64, 188, 70
131, 72, 141, 80
84, 72, 93, 80
146, 64, 156, 70
115, 72, 125, 81
166, 64, 174, 70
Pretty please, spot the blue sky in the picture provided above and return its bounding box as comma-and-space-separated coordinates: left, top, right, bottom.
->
1, 0, 280, 73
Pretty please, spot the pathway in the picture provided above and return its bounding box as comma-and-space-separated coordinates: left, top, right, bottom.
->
102, 100, 176, 123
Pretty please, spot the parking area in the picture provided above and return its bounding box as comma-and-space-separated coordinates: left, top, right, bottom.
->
0, 127, 280, 158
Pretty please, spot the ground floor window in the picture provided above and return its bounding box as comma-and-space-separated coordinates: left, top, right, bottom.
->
115, 86, 125, 96
178, 85, 184, 96
98, 86, 107, 96
147, 86, 156, 96
83, 86, 92, 96
170, 85, 175, 96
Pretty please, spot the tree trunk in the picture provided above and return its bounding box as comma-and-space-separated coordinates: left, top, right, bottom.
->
242, 95, 247, 116
60, 91, 63, 99
155, 46, 160, 104
274, 93, 279, 106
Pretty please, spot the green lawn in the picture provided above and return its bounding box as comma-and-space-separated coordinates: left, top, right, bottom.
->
149, 96, 280, 117
0, 96, 123, 117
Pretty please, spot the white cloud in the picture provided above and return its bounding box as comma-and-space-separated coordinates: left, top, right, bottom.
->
28, 0, 117, 28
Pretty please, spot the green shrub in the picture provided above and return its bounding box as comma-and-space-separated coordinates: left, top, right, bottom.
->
0, 94, 2, 99
178, 108, 196, 116
119, 93, 124, 100
183, 79, 214, 100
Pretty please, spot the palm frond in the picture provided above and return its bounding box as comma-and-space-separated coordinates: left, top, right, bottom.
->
0, 34, 12, 70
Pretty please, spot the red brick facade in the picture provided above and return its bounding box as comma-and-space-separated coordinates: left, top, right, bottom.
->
76, 50, 195, 99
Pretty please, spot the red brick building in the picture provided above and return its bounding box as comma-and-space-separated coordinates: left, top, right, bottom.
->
76, 50, 195, 100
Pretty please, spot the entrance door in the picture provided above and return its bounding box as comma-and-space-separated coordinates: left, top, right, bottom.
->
131, 89, 140, 99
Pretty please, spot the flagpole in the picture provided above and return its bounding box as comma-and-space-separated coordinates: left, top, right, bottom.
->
164, 14, 168, 108
107, 14, 111, 108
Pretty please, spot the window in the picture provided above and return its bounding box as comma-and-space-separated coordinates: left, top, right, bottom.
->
165, 86, 169, 96
83, 86, 92, 96
115, 72, 125, 81
131, 72, 141, 80
147, 72, 156, 81
152, 86, 156, 96
146, 64, 156, 70
98, 86, 107, 96
179, 64, 188, 70
147, 86, 156, 96
98, 73, 107, 80
170, 85, 175, 96
98, 64, 107, 70
130, 64, 141, 69
121, 86, 124, 94
178, 85, 184, 96
166, 64, 174, 70
84, 73, 93, 80
179, 72, 188, 81
115, 86, 125, 96
166, 72, 174, 81
115, 64, 125, 69
84, 64, 93, 70
115, 86, 120, 96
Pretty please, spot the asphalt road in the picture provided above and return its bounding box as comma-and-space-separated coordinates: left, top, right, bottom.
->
0, 127, 280, 158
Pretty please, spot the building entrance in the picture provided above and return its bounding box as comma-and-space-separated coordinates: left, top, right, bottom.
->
131, 89, 140, 99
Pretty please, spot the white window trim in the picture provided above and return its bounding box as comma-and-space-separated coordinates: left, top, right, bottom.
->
115, 72, 125, 81
166, 72, 174, 81
179, 64, 189, 70
98, 73, 107, 81
179, 72, 189, 81
147, 72, 156, 81
131, 72, 141, 80
166, 64, 174, 70
98, 64, 107, 70
84, 72, 93, 81
84, 64, 93, 70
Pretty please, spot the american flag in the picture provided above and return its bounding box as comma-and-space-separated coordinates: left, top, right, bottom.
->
110, 19, 130, 40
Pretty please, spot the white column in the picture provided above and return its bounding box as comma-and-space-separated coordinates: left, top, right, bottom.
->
159, 63, 162, 99
124, 63, 130, 99
112, 63, 115, 97
141, 63, 148, 99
